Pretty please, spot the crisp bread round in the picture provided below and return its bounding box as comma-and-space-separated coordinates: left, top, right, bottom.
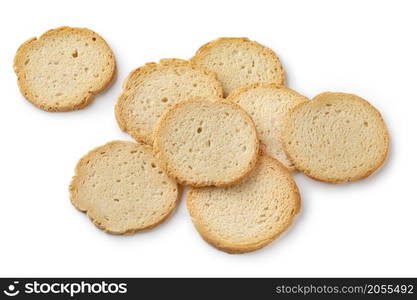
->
153, 96, 259, 187
227, 83, 308, 171
283, 92, 389, 183
69, 141, 179, 234
13, 26, 116, 112
187, 154, 301, 254
115, 59, 223, 145
190, 37, 284, 96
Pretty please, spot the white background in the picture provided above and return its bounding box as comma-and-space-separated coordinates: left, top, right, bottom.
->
0, 0, 416, 277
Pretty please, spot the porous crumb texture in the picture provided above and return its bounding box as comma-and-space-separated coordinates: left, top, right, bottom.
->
13, 26, 116, 112
69, 141, 179, 234
228, 83, 308, 171
153, 96, 259, 187
115, 59, 223, 145
187, 155, 301, 254
190, 37, 284, 96
283, 92, 389, 183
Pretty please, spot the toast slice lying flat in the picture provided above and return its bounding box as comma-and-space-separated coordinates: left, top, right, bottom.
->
228, 83, 308, 171
190, 37, 284, 96
283, 92, 389, 183
187, 154, 300, 254
115, 59, 223, 145
153, 96, 259, 187
69, 141, 179, 234
14, 26, 116, 111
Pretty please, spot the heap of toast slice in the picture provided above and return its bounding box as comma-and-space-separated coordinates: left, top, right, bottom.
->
14, 27, 389, 254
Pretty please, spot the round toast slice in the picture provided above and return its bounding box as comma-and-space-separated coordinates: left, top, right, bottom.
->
187, 154, 301, 254
283, 92, 389, 183
153, 96, 259, 187
228, 83, 308, 171
14, 26, 116, 112
69, 141, 179, 234
190, 37, 284, 96
115, 59, 223, 145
